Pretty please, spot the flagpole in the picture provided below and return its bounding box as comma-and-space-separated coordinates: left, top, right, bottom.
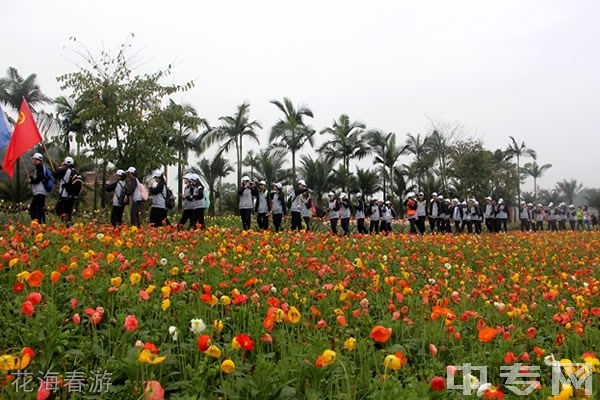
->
40, 141, 55, 171
20, 157, 30, 178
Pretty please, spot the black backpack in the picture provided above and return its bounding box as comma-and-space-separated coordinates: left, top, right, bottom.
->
65, 169, 83, 198
164, 186, 176, 210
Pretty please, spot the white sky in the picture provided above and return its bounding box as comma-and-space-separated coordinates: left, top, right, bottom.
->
4, 0, 600, 191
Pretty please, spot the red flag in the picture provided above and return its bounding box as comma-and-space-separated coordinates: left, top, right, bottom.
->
2, 99, 43, 178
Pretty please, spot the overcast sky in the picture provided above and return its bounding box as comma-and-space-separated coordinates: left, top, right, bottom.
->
5, 1, 600, 191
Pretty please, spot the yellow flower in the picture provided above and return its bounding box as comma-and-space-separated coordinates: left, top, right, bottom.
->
548, 384, 573, 400
129, 272, 141, 286
60, 245, 71, 254
205, 345, 222, 358
320, 350, 336, 366
0, 355, 15, 371
106, 253, 115, 264
138, 349, 166, 365
220, 295, 231, 306
69, 262, 78, 270
170, 267, 179, 276
343, 337, 357, 351
220, 359, 235, 374
287, 306, 301, 324
16, 271, 30, 282
161, 286, 171, 298
146, 285, 156, 294
275, 308, 285, 322
161, 299, 171, 312
232, 337, 241, 350
129, 226, 138, 233
9, 258, 19, 268
384, 353, 407, 371
34, 233, 43, 243
583, 356, 600, 372
213, 319, 224, 333
110, 277, 122, 287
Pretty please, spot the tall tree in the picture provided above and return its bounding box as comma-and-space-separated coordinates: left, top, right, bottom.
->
506, 136, 536, 205
556, 178, 583, 205
164, 99, 206, 209
194, 155, 234, 216
242, 148, 291, 185
269, 97, 315, 182
425, 130, 453, 194
352, 167, 380, 199
207, 102, 262, 186
521, 161, 552, 199
318, 114, 369, 173
404, 132, 431, 190
54, 96, 87, 155
366, 130, 407, 201
299, 155, 334, 210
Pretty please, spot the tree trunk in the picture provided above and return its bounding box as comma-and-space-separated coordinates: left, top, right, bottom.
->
101, 160, 108, 209
291, 150, 296, 183
177, 150, 183, 211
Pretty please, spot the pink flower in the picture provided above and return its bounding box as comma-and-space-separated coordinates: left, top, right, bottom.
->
429, 344, 438, 357
72, 313, 81, 325
37, 381, 51, 400
70, 298, 78, 309
139, 290, 150, 301
315, 319, 327, 329
144, 380, 164, 400
124, 314, 139, 332
446, 365, 457, 376
26, 292, 42, 305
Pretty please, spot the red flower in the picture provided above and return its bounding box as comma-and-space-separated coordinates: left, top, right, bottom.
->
26, 292, 42, 305
482, 386, 505, 399
235, 334, 255, 351
27, 270, 43, 287
526, 327, 537, 339
21, 301, 35, 317
12, 282, 24, 293
124, 315, 139, 332
430, 376, 446, 391
144, 342, 158, 354
503, 352, 518, 364
370, 325, 392, 343
197, 335, 211, 352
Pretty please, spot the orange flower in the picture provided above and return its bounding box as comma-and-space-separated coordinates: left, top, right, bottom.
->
50, 271, 61, 284
431, 305, 454, 321
478, 327, 497, 343
27, 270, 43, 287
370, 325, 392, 343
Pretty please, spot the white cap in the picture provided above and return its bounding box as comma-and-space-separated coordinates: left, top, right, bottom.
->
438, 195, 444, 200
460, 201, 466, 206
298, 179, 306, 186
537, 203, 542, 207
341, 192, 347, 199
127, 166, 136, 174
190, 173, 200, 181
115, 169, 125, 176
327, 192, 334, 197
64, 156, 74, 165
569, 204, 575, 208
431, 192, 438, 197
485, 196, 492, 201
527, 203, 533, 206
418, 192, 424, 196
152, 170, 163, 178
32, 153, 43, 161
241, 176, 250, 182
356, 193, 362, 197
259, 180, 266, 186
498, 198, 504, 204
274, 182, 282, 189
183, 173, 192, 180
548, 202, 554, 207
407, 192, 415, 198
385, 200, 391, 204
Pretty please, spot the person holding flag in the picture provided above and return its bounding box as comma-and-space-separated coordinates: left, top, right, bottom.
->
2, 99, 43, 178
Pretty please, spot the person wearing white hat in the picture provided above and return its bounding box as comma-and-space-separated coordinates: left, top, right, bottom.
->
326, 192, 341, 235
238, 176, 258, 230
105, 169, 127, 226
124, 166, 143, 227
450, 198, 462, 233
567, 204, 577, 231
269, 183, 286, 232
547, 202, 557, 231
369, 198, 381, 234
178, 173, 196, 229
519, 201, 531, 232
255, 180, 271, 230
557, 203, 567, 231
428, 193, 440, 233
532, 204, 544, 232
28, 152, 49, 223
483, 197, 496, 233
190, 174, 206, 230
148, 170, 170, 227
354, 193, 368, 234
468, 198, 483, 234
339, 192, 352, 236
405, 193, 418, 234
300, 189, 313, 231
495, 198, 508, 232
53, 155, 78, 225
416, 192, 427, 234
288, 180, 308, 231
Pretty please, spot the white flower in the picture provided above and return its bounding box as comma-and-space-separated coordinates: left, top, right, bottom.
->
493, 302, 505, 310
169, 326, 178, 341
444, 263, 452, 270
178, 252, 185, 260
544, 354, 557, 366
464, 374, 480, 390
476, 383, 491, 397
96, 233, 104, 241
583, 282, 589, 288
270, 286, 277, 294
428, 279, 436, 285
190, 318, 206, 334
160, 258, 168, 266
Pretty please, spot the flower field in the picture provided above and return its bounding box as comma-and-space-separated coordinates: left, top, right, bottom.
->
1, 222, 599, 399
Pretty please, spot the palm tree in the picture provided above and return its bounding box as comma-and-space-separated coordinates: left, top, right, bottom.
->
318, 114, 369, 173
54, 96, 88, 155
194, 155, 234, 216
506, 136, 536, 205
366, 130, 407, 201
352, 167, 380, 199
425, 130, 453, 194
556, 179, 584, 205
404, 133, 431, 190
207, 102, 261, 186
164, 100, 206, 209
0, 67, 52, 114
269, 97, 315, 182
299, 155, 335, 210
521, 161, 552, 199
243, 148, 291, 185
